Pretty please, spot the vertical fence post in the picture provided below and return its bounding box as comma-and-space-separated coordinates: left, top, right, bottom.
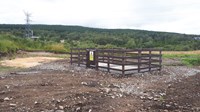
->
103, 51, 105, 62
138, 50, 141, 73
149, 50, 152, 71
107, 51, 110, 72
159, 50, 162, 71
78, 49, 80, 66
95, 49, 99, 70
122, 51, 125, 76
70, 49, 72, 65
86, 49, 90, 68
112, 49, 114, 63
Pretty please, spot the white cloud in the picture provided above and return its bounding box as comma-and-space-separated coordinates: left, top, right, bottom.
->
0, 0, 200, 34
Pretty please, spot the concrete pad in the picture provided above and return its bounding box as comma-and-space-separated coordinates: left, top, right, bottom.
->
98, 62, 138, 70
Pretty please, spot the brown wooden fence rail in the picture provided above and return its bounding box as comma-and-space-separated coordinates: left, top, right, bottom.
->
70, 48, 162, 76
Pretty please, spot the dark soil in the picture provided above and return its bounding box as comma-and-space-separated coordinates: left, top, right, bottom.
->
0, 59, 200, 112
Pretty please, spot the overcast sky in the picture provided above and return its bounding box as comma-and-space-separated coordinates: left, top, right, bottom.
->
0, 0, 200, 34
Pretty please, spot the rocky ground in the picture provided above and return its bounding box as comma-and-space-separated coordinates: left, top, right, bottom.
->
0, 57, 200, 112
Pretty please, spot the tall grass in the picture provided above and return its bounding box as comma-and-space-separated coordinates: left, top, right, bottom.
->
163, 51, 200, 66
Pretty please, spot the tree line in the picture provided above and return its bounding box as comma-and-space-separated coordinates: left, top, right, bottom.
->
0, 24, 200, 54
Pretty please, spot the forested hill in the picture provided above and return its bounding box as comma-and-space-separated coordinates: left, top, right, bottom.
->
0, 24, 200, 51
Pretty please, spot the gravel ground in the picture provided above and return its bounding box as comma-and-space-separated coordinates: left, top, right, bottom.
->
0, 59, 200, 112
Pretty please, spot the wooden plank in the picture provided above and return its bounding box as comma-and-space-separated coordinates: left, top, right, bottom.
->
124, 68, 138, 72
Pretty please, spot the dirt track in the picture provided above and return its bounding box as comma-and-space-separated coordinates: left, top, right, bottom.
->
0, 55, 200, 112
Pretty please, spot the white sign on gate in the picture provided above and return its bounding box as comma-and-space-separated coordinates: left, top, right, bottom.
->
89, 51, 94, 61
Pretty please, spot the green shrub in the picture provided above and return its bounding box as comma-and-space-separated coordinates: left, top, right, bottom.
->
45, 43, 67, 52
0, 40, 18, 53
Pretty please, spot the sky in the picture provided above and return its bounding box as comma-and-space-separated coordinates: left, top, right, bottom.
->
0, 0, 200, 34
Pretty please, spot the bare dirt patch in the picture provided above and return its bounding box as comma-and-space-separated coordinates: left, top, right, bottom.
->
0, 57, 61, 68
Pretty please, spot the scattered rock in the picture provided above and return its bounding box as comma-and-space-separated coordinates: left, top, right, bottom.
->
5, 85, 10, 89
160, 93, 166, 96
4, 97, 12, 101
9, 103, 17, 107
153, 98, 159, 101
76, 107, 81, 111
55, 110, 64, 112
88, 109, 92, 112
166, 104, 171, 108
81, 82, 87, 86
59, 105, 64, 110
147, 97, 153, 100
104, 88, 111, 93
81, 81, 98, 87
163, 109, 168, 112
140, 96, 145, 100
111, 96, 115, 99
34, 101, 40, 105
108, 84, 120, 88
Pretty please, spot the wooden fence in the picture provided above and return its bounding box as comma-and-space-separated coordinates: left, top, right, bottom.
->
70, 48, 162, 76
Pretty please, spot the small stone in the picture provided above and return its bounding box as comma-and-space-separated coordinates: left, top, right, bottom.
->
9, 103, 17, 107
4, 97, 11, 101
140, 96, 145, 99
81, 82, 87, 86
167, 84, 172, 88
76, 107, 81, 111
55, 110, 64, 112
0, 76, 5, 79
160, 93, 166, 96
118, 93, 123, 97
34, 101, 39, 105
153, 98, 159, 101
88, 109, 92, 112
104, 88, 111, 93
5, 85, 10, 89
163, 109, 168, 112
166, 104, 171, 107
59, 105, 64, 110
111, 96, 115, 99
147, 97, 153, 100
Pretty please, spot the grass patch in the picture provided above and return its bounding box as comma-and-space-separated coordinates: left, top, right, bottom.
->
182, 58, 200, 66
0, 65, 16, 72
163, 54, 200, 66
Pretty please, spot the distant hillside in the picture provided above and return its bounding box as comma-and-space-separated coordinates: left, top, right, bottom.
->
0, 24, 200, 51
